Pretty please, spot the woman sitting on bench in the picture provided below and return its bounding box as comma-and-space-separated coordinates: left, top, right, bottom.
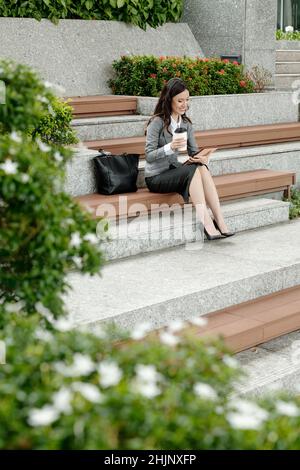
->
144, 77, 235, 240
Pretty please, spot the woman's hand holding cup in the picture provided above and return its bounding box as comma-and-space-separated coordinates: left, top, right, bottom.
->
171, 128, 187, 152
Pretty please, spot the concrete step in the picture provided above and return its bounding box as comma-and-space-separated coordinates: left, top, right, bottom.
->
235, 329, 300, 398
101, 198, 290, 261
275, 73, 300, 89
64, 142, 300, 197
64, 218, 300, 330
72, 115, 150, 141
276, 49, 300, 62
276, 61, 300, 74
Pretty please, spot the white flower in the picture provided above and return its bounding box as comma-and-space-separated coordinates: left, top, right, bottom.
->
37, 95, 49, 104
37, 139, 51, 153
275, 400, 300, 417
229, 399, 269, 421
48, 104, 56, 117
70, 232, 82, 248
167, 320, 186, 333
28, 405, 59, 427
0, 159, 18, 175
226, 399, 269, 430
159, 331, 180, 346
52, 317, 73, 332
55, 353, 95, 377
133, 380, 161, 399
72, 382, 104, 404
34, 328, 53, 342
10, 131, 22, 143
52, 387, 73, 414
54, 151, 63, 163
72, 256, 83, 269
35, 301, 54, 322
98, 360, 123, 388
227, 412, 265, 430
193, 382, 218, 401
131, 321, 152, 340
135, 364, 161, 383
222, 355, 239, 369
207, 346, 217, 355
20, 173, 30, 183
189, 316, 208, 327
4, 300, 25, 313
83, 233, 99, 245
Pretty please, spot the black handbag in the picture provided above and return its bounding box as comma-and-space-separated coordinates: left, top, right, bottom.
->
93, 150, 139, 195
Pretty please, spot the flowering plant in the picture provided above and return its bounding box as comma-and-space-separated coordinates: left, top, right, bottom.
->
0, 60, 104, 322
1, 312, 300, 449
109, 55, 255, 97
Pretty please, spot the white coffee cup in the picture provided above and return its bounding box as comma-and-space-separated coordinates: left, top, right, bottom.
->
173, 128, 187, 152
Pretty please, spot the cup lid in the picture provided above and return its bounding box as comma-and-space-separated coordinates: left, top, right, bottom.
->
174, 127, 186, 133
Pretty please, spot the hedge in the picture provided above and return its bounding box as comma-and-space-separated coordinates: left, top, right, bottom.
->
0, 0, 183, 29
109, 55, 255, 97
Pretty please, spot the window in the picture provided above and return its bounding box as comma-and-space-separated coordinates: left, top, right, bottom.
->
277, 0, 300, 30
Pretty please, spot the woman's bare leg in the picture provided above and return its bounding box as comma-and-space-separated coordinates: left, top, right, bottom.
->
198, 165, 230, 233
189, 168, 221, 236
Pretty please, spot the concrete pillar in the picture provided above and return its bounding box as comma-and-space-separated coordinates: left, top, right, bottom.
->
182, 0, 277, 83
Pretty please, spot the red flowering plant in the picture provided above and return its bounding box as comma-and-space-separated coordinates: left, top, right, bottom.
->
109, 55, 255, 96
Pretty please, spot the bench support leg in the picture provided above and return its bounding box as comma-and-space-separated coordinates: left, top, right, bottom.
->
284, 186, 291, 201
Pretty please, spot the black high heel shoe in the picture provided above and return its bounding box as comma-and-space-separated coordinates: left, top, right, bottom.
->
212, 218, 235, 237
203, 226, 224, 240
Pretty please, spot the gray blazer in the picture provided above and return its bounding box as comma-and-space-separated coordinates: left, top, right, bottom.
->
144, 116, 202, 178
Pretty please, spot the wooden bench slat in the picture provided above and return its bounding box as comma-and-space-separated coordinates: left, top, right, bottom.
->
67, 95, 137, 118
83, 122, 300, 154
75, 169, 296, 218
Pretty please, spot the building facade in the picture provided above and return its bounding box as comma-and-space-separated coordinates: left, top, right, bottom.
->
277, 0, 300, 30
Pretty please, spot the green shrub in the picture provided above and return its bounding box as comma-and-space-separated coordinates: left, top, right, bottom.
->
109, 55, 255, 97
0, 0, 183, 29
0, 60, 104, 322
31, 96, 78, 146
284, 187, 300, 219
276, 29, 300, 40
1, 312, 300, 450
0, 59, 78, 146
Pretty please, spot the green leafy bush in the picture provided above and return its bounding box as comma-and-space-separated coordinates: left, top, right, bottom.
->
284, 187, 300, 219
109, 55, 255, 97
0, 59, 78, 145
1, 312, 300, 450
276, 29, 300, 40
0, 60, 104, 321
31, 96, 78, 146
0, 0, 183, 29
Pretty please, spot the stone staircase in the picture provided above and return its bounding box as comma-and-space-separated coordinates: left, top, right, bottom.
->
276, 48, 300, 89
62, 95, 300, 351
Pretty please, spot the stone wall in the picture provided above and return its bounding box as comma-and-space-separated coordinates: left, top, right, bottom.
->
0, 18, 203, 97
182, 0, 277, 83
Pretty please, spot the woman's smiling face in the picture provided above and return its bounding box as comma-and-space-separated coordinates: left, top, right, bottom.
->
171, 89, 190, 116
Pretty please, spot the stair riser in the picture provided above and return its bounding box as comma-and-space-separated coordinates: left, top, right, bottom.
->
72, 119, 148, 141
65, 147, 300, 197
276, 50, 300, 62
75, 261, 300, 331
275, 74, 300, 88
276, 62, 300, 74
100, 202, 290, 261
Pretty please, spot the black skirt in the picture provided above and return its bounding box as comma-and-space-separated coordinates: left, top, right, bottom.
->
145, 162, 210, 204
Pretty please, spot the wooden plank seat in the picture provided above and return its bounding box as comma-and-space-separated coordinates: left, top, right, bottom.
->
186, 284, 300, 353
82, 122, 300, 154
75, 169, 296, 219
67, 95, 137, 118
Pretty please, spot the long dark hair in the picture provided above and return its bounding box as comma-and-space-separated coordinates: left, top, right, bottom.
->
146, 78, 192, 135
